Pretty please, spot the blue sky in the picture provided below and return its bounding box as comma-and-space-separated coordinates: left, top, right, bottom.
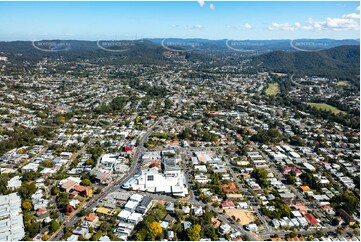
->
0, 1, 359, 40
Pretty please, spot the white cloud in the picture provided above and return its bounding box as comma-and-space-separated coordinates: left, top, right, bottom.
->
357, 5, 360, 11
268, 22, 302, 31
209, 3, 215, 10
193, 24, 205, 30
198, 0, 205, 7
243, 23, 252, 29
324, 17, 359, 30
294, 22, 302, 29
171, 24, 180, 28
343, 13, 360, 19
305, 17, 359, 31
268, 14, 360, 31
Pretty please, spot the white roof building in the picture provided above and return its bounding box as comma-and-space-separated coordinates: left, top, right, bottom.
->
0, 193, 25, 241
7, 176, 22, 190
127, 212, 143, 224
118, 210, 131, 221
129, 194, 143, 203
124, 201, 139, 212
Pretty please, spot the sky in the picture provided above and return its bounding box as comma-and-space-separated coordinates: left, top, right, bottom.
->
0, 1, 360, 41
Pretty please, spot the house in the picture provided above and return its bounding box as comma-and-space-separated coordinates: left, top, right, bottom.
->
67, 235, 79, 241
183, 221, 192, 230
96, 207, 113, 216
35, 208, 49, 222
60, 177, 80, 192
211, 217, 221, 229
99, 236, 111, 241
287, 237, 306, 241
129, 194, 143, 203
118, 210, 131, 222
168, 231, 175, 240
85, 214, 99, 227
72, 185, 93, 197
124, 200, 139, 212
7, 176, 22, 190
339, 209, 355, 225
166, 202, 175, 213
272, 219, 280, 228
135, 196, 153, 214
220, 223, 231, 234
291, 211, 302, 218
226, 193, 244, 200
21, 163, 39, 173
193, 206, 203, 216
304, 213, 318, 225
237, 202, 248, 209
127, 212, 143, 224
164, 214, 176, 224
244, 223, 258, 231
73, 227, 89, 237
221, 200, 235, 209
299, 186, 311, 192
182, 206, 190, 214
160, 221, 169, 229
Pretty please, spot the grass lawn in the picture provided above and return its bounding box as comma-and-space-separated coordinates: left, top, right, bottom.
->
336, 81, 351, 86
265, 83, 280, 95
306, 102, 346, 115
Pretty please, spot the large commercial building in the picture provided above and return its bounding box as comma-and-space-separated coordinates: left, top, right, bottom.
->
0, 193, 25, 241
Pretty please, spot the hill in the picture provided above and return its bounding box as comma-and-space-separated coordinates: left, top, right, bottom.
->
251, 45, 360, 81
0, 40, 187, 65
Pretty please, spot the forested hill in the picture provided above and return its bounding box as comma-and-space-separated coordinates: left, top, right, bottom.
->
251, 45, 360, 81
0, 40, 189, 65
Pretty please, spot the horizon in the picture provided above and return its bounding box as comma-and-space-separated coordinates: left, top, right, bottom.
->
0, 1, 360, 41
0, 38, 360, 42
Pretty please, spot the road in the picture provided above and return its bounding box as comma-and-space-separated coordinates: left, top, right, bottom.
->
180, 149, 195, 202
51, 118, 162, 241
219, 148, 274, 235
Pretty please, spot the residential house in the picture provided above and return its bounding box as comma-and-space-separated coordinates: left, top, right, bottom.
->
135, 196, 153, 214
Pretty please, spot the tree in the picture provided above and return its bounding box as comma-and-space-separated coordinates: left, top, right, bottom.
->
27, 222, 41, 237
212, 202, 220, 208
84, 158, 96, 167
80, 178, 92, 186
42, 160, 53, 168
50, 220, 60, 232
91, 231, 103, 241
204, 226, 218, 240
99, 221, 109, 233
19, 182, 37, 199
51, 186, 60, 195
187, 224, 201, 241
42, 234, 49, 241
285, 174, 297, 185
252, 168, 269, 187
149, 221, 163, 238
135, 228, 148, 241
66, 205, 73, 214
289, 231, 297, 238
56, 192, 69, 210
22, 200, 32, 210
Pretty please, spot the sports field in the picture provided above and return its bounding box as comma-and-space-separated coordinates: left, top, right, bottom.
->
306, 102, 346, 115
265, 83, 279, 95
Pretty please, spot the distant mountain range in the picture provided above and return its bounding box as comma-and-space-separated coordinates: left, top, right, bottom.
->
0, 40, 170, 64
0, 39, 359, 80
147, 38, 360, 52
251, 45, 360, 81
